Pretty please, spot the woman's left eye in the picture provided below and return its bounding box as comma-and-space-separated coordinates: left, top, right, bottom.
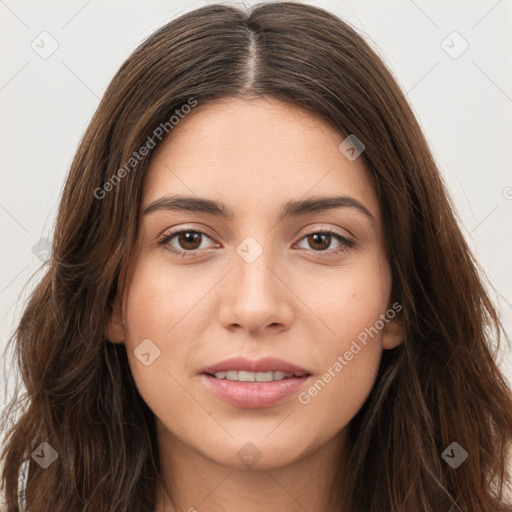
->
158, 229, 353, 257
295, 230, 354, 255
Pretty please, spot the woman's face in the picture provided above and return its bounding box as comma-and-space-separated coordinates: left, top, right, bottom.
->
108, 96, 402, 472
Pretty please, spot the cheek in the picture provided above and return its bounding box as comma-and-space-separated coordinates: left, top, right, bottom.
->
295, 254, 389, 419
120, 257, 194, 410
296, 304, 385, 440
122, 253, 209, 340
294, 248, 391, 343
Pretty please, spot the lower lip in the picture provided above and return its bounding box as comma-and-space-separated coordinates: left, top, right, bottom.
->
201, 374, 310, 408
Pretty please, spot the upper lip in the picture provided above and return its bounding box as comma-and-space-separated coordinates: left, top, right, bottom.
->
201, 356, 310, 377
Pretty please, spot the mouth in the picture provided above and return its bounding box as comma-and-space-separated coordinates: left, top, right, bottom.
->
199, 356, 311, 408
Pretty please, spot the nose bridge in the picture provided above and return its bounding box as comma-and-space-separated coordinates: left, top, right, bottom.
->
220, 232, 290, 332
234, 233, 279, 301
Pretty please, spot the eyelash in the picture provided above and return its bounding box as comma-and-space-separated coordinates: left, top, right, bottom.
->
158, 227, 354, 258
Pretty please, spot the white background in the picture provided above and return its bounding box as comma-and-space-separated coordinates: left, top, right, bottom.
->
1, 0, 511, 414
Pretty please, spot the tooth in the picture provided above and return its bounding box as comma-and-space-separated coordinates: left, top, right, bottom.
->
238, 371, 255, 382
255, 371, 274, 382
212, 370, 295, 381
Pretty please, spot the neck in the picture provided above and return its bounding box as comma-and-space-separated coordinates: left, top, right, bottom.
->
153, 421, 346, 512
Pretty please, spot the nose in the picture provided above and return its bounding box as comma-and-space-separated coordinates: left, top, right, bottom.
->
218, 242, 293, 335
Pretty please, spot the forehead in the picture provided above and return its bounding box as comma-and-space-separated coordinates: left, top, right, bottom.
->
142, 96, 379, 221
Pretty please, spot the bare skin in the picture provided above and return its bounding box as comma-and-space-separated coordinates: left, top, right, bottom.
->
106, 96, 403, 512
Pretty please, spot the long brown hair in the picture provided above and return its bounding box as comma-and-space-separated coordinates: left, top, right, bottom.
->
2, 2, 512, 511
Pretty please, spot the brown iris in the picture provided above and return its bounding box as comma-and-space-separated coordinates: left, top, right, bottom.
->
307, 233, 331, 251
177, 232, 202, 250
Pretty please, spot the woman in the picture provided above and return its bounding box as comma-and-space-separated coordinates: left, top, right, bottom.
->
2, 2, 512, 511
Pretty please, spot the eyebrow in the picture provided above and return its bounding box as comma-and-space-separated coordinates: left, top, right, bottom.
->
143, 194, 375, 221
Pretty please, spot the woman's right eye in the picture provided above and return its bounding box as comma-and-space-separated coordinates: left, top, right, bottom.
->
158, 229, 218, 257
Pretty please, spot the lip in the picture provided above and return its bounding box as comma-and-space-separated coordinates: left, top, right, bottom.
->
200, 356, 310, 377
200, 356, 311, 409
200, 374, 310, 408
